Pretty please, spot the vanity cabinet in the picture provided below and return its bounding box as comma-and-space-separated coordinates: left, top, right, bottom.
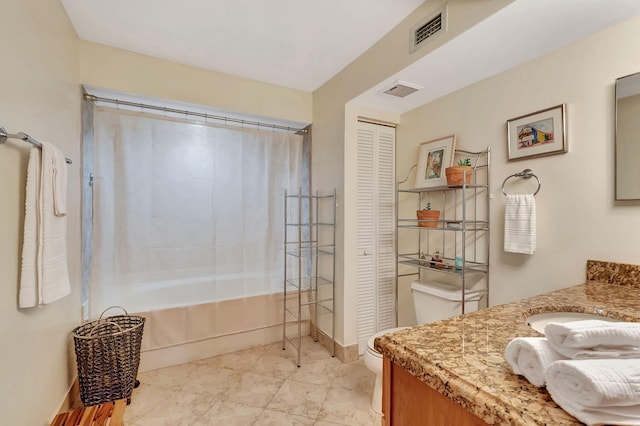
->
382, 356, 489, 426
396, 148, 490, 315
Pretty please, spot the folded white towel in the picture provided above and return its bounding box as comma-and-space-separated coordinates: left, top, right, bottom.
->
504, 337, 564, 386
504, 194, 536, 255
545, 359, 640, 426
548, 344, 640, 360
545, 320, 640, 359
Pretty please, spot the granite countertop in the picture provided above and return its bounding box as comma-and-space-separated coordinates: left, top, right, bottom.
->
375, 280, 640, 425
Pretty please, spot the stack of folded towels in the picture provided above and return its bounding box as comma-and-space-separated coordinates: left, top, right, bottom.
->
505, 319, 640, 426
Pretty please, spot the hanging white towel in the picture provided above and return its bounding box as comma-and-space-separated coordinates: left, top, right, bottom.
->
504, 194, 536, 255
504, 337, 564, 387
19, 148, 41, 308
545, 359, 640, 426
18, 142, 71, 308
545, 320, 640, 359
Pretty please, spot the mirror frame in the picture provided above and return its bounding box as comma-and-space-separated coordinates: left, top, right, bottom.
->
615, 71, 640, 201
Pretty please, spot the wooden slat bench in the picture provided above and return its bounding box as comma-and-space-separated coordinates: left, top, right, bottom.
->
51, 399, 126, 426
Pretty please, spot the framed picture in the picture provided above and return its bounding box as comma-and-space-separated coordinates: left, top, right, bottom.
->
507, 104, 567, 161
414, 135, 456, 189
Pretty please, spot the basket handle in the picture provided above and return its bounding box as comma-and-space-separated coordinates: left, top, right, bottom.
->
88, 321, 123, 336
99, 306, 129, 319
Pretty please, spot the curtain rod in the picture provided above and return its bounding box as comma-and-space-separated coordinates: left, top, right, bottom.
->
83, 94, 307, 134
0, 126, 72, 164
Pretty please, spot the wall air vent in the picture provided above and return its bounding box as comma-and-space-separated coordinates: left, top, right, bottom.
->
382, 80, 423, 98
410, 4, 447, 53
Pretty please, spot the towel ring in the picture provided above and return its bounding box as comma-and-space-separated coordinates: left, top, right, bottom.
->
501, 169, 541, 196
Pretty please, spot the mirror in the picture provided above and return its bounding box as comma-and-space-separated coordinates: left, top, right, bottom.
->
616, 71, 640, 200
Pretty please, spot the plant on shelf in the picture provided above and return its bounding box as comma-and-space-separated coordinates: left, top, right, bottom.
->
416, 201, 440, 228
446, 157, 474, 185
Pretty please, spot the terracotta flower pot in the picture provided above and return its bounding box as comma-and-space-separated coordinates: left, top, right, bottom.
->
445, 165, 473, 186
416, 209, 440, 228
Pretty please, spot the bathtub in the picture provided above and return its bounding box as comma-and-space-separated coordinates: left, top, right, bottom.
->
115, 270, 281, 313
104, 272, 312, 371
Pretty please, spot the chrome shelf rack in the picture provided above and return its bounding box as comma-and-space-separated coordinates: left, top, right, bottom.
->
396, 148, 491, 319
282, 189, 336, 366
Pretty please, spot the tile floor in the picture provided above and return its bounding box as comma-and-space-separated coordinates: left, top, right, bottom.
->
125, 336, 381, 425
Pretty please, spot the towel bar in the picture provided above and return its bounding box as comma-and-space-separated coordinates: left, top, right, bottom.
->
0, 126, 72, 164
502, 168, 540, 196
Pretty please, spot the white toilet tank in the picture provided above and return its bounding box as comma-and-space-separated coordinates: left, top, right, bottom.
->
411, 280, 483, 324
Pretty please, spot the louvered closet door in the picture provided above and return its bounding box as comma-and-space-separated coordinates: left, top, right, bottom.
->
356, 122, 396, 355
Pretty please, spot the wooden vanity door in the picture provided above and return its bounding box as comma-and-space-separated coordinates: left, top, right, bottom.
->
382, 356, 489, 426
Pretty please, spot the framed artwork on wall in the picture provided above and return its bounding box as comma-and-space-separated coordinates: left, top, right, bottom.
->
414, 135, 456, 189
507, 104, 567, 161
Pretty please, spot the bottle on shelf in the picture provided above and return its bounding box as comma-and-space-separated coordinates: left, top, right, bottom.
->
455, 256, 463, 271
431, 250, 443, 269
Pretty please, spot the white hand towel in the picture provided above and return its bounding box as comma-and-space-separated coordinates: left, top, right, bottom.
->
504, 337, 564, 386
504, 194, 536, 255
545, 359, 640, 426
19, 148, 41, 308
39, 141, 71, 305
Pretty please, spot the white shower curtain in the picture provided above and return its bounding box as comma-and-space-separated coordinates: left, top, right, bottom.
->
90, 108, 302, 316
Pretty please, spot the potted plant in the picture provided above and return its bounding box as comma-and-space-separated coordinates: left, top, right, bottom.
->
416, 202, 440, 228
445, 158, 474, 185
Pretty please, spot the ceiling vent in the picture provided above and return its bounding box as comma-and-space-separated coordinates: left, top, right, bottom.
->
410, 5, 447, 53
382, 80, 423, 98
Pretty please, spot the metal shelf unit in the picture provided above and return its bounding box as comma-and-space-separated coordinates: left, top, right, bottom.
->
396, 148, 491, 317
282, 189, 336, 366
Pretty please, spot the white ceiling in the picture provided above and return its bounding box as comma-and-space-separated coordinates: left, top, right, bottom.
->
61, 0, 640, 114
351, 0, 640, 114
60, 0, 425, 92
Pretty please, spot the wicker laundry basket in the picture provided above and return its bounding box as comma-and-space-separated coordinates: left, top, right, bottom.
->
72, 306, 145, 406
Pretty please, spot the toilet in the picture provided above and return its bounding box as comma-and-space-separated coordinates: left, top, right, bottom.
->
363, 280, 483, 415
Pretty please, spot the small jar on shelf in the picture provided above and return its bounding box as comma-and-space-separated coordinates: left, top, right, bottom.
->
431, 250, 444, 269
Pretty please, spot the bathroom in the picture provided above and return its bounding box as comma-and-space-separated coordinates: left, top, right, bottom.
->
3, 0, 640, 425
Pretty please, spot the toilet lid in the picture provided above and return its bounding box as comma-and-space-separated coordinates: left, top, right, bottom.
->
367, 326, 411, 352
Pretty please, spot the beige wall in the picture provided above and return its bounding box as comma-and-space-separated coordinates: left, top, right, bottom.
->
313, 0, 513, 347
1, 8, 313, 424
79, 41, 313, 124
396, 16, 640, 324
0, 1, 81, 424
